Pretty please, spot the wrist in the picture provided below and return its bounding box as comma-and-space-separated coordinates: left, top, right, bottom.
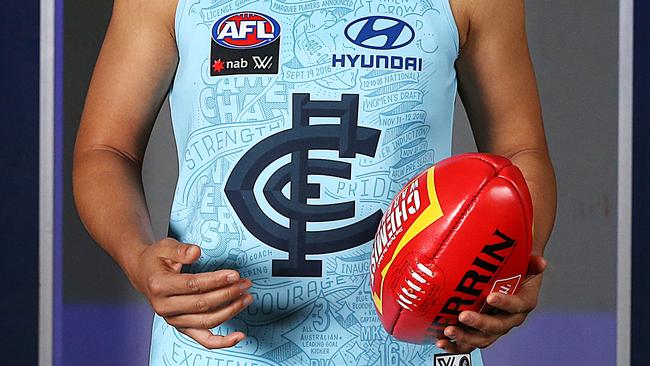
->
114, 239, 150, 291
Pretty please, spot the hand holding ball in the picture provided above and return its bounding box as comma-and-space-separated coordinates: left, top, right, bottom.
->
370, 153, 533, 344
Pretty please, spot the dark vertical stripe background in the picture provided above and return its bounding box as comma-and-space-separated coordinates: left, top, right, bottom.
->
632, 1, 650, 364
0, 2, 40, 365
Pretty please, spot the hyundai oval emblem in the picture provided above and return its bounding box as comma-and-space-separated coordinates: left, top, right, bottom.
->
344, 16, 415, 50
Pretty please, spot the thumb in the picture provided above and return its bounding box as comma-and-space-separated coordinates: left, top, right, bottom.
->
158, 238, 201, 265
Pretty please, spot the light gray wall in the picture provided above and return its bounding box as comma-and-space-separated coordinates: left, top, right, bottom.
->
142, 101, 177, 240
522, 0, 618, 311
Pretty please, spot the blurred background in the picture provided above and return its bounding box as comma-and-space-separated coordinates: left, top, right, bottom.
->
3, 0, 649, 365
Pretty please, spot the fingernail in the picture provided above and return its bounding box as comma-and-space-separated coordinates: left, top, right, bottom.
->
185, 245, 195, 256
444, 328, 456, 339
488, 294, 501, 305
226, 274, 238, 283
459, 313, 472, 324
239, 280, 252, 292
243, 295, 253, 306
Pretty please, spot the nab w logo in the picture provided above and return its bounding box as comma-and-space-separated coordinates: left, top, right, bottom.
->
209, 12, 280, 76
225, 94, 383, 277
252, 56, 273, 69
434, 354, 472, 366
344, 16, 415, 50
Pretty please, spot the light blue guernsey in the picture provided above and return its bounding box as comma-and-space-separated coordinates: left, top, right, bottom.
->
151, 0, 484, 364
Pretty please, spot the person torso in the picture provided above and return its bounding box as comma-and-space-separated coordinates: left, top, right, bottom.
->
150, 0, 484, 365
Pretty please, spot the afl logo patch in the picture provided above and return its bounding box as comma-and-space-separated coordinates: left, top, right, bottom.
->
212, 12, 281, 49
344, 16, 415, 50
209, 12, 281, 76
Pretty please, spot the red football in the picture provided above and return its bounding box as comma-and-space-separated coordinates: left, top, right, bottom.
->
370, 153, 533, 344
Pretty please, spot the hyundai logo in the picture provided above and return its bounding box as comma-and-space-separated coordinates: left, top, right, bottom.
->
344, 16, 415, 50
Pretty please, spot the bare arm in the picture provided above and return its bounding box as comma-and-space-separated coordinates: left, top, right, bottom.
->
73, 0, 176, 286
456, 0, 556, 256
73, 0, 252, 349
437, 0, 557, 352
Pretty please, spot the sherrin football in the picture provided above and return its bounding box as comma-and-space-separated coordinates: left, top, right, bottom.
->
370, 153, 533, 344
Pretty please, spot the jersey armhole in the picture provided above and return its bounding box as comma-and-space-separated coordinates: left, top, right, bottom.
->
174, 0, 188, 49
440, 0, 460, 58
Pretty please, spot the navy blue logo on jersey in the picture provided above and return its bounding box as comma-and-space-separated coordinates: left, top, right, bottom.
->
344, 16, 415, 50
334, 16, 422, 72
225, 94, 383, 277
210, 12, 280, 76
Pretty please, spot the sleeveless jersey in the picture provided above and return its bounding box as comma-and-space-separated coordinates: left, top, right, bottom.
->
150, 0, 484, 365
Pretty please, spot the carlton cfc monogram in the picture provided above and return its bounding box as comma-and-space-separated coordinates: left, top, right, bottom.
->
225, 93, 384, 277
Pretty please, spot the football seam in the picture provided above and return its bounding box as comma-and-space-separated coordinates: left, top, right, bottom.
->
474, 175, 530, 314
496, 172, 533, 257
388, 157, 512, 338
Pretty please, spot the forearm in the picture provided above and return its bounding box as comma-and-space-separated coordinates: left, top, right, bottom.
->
506, 149, 557, 256
72, 147, 154, 286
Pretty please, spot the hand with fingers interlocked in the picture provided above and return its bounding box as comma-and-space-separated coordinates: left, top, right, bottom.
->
435, 255, 547, 353
129, 237, 253, 349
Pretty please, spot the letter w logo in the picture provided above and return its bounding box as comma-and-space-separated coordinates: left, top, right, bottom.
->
434, 354, 472, 366
252, 56, 273, 69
